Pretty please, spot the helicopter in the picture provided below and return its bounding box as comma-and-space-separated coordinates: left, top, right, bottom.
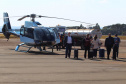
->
2, 12, 61, 52
1, 12, 95, 52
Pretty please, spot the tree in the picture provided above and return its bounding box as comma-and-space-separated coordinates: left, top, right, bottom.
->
93, 23, 100, 29
80, 24, 86, 29
101, 24, 126, 35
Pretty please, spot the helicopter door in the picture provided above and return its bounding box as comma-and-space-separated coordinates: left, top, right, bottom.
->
25, 28, 34, 39
33, 28, 51, 41
20, 27, 34, 39
20, 27, 34, 43
48, 28, 55, 41
42, 28, 51, 41
53, 28, 60, 44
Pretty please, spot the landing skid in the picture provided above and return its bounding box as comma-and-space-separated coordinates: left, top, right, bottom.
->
15, 43, 33, 52
15, 43, 54, 53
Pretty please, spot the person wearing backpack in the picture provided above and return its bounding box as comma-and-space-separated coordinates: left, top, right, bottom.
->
113, 34, 121, 60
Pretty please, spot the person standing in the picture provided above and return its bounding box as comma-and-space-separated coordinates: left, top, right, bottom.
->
92, 35, 101, 58
56, 33, 61, 51
84, 34, 91, 59
64, 32, 74, 58
105, 33, 114, 59
113, 34, 121, 60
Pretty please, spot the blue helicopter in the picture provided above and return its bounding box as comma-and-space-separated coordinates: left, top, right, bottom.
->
2, 12, 61, 52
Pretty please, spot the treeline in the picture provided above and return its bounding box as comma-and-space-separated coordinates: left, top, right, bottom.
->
90, 23, 126, 35
101, 24, 126, 35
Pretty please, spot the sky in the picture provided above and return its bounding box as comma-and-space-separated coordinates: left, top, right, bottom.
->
0, 0, 126, 28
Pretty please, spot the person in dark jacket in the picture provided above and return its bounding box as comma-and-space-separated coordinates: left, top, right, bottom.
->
64, 32, 74, 58
84, 34, 91, 59
105, 33, 114, 59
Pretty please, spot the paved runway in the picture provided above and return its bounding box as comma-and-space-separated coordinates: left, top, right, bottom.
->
0, 39, 126, 84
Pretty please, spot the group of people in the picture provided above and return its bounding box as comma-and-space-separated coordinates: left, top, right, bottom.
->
64, 32, 120, 60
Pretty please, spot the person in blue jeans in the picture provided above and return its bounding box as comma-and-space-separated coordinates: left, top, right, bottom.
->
64, 32, 74, 58
113, 34, 121, 60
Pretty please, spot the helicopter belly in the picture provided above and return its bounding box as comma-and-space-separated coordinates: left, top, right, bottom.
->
20, 35, 35, 44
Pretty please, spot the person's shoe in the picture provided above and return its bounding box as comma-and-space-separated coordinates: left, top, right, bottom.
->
84, 56, 86, 59
113, 58, 116, 60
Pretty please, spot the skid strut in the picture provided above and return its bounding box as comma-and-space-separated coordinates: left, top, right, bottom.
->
15, 43, 33, 52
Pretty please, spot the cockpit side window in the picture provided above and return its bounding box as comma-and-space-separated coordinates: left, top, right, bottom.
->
26, 28, 34, 39
20, 27, 34, 39
53, 28, 59, 39
20, 27, 25, 35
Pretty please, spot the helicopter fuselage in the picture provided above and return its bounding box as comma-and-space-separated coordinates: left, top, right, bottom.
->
20, 21, 60, 46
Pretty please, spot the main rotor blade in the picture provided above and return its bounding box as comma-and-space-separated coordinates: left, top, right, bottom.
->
18, 15, 30, 21
39, 15, 95, 25
0, 16, 22, 19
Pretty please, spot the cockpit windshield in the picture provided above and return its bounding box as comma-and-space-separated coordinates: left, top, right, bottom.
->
20, 27, 34, 39
34, 27, 55, 41
53, 28, 59, 39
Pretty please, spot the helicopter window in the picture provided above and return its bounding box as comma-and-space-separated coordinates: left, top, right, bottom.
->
42, 28, 52, 41
42, 28, 50, 36
53, 28, 59, 39
48, 28, 53, 34
24, 28, 34, 39
48, 28, 55, 41
20, 27, 25, 35
33, 28, 44, 41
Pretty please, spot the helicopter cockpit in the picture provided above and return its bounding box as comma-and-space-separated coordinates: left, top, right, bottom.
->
20, 27, 34, 39
20, 26, 59, 45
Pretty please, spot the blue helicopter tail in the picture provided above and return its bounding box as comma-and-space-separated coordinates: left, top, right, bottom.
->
2, 12, 11, 40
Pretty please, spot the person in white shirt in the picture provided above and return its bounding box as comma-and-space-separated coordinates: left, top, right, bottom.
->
92, 35, 101, 58
64, 32, 74, 58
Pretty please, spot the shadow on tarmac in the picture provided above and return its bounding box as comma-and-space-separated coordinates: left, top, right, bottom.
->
90, 58, 126, 62
9, 48, 65, 55
70, 58, 84, 61
28, 51, 65, 55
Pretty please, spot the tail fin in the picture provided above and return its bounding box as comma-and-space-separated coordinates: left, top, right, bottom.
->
2, 12, 11, 40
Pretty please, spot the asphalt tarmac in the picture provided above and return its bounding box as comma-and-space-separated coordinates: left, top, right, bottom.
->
0, 39, 126, 84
